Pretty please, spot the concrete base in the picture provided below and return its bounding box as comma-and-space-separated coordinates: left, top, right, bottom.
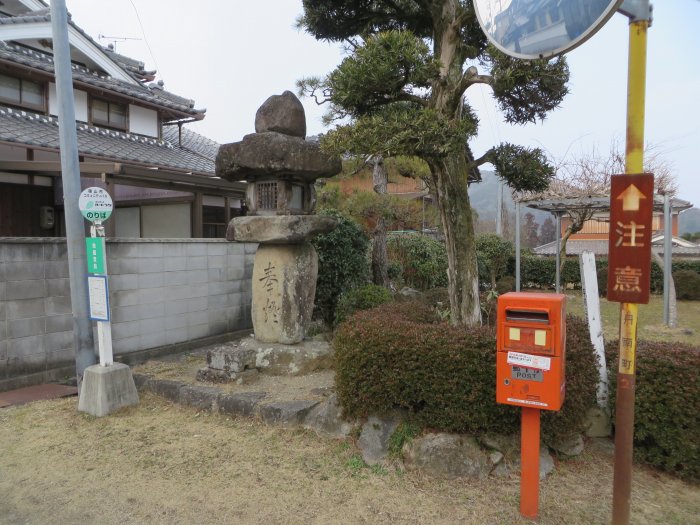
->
78, 363, 139, 417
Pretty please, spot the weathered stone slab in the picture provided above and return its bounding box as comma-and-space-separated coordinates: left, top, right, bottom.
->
258, 400, 319, 425
251, 244, 317, 344
206, 345, 257, 373
227, 215, 337, 244
255, 91, 306, 138
238, 336, 333, 375
145, 379, 185, 402
132, 373, 153, 390
216, 132, 341, 182
219, 391, 267, 417
195, 367, 260, 384
178, 385, 221, 411
479, 433, 520, 462
480, 432, 556, 479
358, 415, 401, 466
403, 433, 491, 480
548, 433, 585, 457
490, 446, 555, 480
303, 394, 355, 438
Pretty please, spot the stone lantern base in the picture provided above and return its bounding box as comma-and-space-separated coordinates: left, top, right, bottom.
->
252, 243, 318, 344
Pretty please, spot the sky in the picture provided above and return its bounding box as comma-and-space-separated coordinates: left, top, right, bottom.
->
62, 1, 700, 207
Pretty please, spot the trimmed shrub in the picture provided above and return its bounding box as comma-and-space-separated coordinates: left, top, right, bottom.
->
496, 275, 516, 295
334, 284, 393, 325
312, 210, 370, 325
334, 302, 598, 442
597, 264, 608, 297
476, 234, 514, 288
387, 260, 403, 281
606, 340, 700, 482
514, 255, 700, 293
673, 269, 700, 300
387, 234, 448, 290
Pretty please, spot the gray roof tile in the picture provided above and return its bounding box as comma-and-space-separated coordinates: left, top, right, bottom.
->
0, 107, 216, 174
0, 41, 204, 118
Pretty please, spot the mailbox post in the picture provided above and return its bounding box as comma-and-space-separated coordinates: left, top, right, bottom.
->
496, 292, 566, 519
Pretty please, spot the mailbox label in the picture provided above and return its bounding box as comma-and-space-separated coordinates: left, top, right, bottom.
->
511, 366, 544, 382
507, 351, 551, 371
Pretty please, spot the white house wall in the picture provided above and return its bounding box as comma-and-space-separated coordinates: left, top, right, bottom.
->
48, 83, 88, 122
141, 203, 191, 238
128, 104, 159, 138
114, 207, 141, 238
0, 144, 28, 161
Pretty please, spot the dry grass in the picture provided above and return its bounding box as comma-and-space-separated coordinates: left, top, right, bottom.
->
1, 395, 698, 525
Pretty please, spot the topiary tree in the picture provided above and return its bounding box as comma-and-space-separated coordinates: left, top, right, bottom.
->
387, 233, 448, 290
311, 209, 370, 325
298, 1, 568, 326
476, 233, 514, 289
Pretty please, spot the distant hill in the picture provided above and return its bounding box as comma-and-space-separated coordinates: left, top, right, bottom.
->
680, 207, 700, 235
468, 170, 552, 228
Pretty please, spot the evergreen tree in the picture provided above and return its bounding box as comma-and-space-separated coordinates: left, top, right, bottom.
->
298, 0, 568, 326
540, 216, 557, 245
523, 212, 540, 249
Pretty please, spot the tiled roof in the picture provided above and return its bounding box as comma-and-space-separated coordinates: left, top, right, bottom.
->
102, 47, 156, 82
0, 41, 203, 119
0, 106, 215, 174
0, 8, 155, 82
161, 125, 220, 161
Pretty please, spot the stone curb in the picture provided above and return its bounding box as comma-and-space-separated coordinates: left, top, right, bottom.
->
134, 374, 578, 481
134, 374, 320, 425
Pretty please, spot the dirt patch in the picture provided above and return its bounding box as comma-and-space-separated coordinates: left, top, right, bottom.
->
1, 394, 698, 525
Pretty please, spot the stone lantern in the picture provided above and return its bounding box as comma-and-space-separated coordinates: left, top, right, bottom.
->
215, 91, 341, 344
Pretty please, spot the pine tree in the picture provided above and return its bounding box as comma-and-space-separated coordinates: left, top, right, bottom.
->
298, 0, 568, 325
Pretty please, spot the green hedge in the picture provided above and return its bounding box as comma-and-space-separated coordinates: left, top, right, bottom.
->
312, 210, 370, 325
334, 284, 393, 325
673, 269, 700, 300
386, 234, 448, 290
606, 340, 700, 482
513, 255, 700, 294
334, 302, 598, 442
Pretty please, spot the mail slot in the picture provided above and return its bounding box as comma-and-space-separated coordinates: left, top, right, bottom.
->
496, 292, 566, 411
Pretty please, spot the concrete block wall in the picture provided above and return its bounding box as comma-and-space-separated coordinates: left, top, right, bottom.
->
0, 238, 255, 387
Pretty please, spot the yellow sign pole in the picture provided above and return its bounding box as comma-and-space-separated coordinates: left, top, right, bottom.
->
612, 12, 649, 525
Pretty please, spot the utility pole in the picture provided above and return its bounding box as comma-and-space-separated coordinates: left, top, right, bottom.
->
50, 0, 96, 386
612, 1, 652, 523
496, 181, 503, 235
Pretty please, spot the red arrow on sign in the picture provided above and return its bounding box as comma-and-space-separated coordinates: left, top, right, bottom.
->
617, 184, 646, 211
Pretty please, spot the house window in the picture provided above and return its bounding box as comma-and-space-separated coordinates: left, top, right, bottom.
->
202, 205, 226, 238
91, 98, 127, 130
0, 73, 45, 111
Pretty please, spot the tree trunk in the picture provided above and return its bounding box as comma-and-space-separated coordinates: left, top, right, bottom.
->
371, 156, 389, 287
431, 154, 481, 326
428, 0, 481, 326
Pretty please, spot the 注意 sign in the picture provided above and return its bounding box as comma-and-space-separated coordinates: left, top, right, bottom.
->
607, 173, 654, 303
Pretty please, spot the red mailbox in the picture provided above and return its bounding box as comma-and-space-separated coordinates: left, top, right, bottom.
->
496, 292, 566, 411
